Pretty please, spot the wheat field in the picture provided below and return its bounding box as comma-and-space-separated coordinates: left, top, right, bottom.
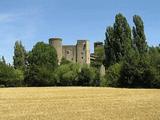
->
0, 87, 160, 120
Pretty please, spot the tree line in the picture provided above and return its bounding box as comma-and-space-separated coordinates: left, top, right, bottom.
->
0, 41, 100, 87
103, 13, 160, 88
0, 13, 159, 88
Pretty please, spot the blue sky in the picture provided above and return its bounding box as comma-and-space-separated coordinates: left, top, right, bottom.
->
0, 0, 160, 63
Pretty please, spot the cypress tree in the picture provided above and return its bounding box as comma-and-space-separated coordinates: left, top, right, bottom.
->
104, 26, 116, 67
113, 13, 132, 60
104, 13, 132, 67
132, 15, 148, 54
13, 41, 26, 71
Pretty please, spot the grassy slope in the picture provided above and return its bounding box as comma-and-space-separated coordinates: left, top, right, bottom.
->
0, 87, 160, 120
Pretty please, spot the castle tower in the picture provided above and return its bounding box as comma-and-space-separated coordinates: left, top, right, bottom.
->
85, 40, 90, 64
76, 40, 90, 65
49, 38, 62, 65
94, 41, 103, 53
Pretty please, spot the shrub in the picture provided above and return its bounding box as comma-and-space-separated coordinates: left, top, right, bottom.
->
101, 63, 121, 87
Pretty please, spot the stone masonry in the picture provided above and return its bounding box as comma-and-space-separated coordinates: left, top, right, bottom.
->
49, 38, 90, 65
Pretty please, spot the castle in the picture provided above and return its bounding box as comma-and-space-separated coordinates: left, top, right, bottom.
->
49, 38, 90, 65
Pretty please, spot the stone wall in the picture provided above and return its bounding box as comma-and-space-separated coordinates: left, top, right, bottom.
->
49, 38, 90, 65
62, 45, 77, 63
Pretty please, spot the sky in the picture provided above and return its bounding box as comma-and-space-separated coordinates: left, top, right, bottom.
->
0, 0, 160, 63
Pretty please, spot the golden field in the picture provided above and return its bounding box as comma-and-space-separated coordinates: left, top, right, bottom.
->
0, 87, 160, 120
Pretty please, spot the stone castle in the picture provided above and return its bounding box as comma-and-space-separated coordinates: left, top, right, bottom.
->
49, 38, 90, 65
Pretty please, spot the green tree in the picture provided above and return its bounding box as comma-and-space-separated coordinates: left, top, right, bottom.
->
132, 15, 148, 54
113, 13, 132, 61
25, 42, 58, 86
13, 41, 26, 71
104, 13, 132, 67
54, 63, 80, 86
101, 63, 122, 87
77, 66, 98, 86
0, 60, 24, 87
104, 26, 116, 67
93, 45, 105, 68
119, 50, 154, 88
149, 46, 160, 88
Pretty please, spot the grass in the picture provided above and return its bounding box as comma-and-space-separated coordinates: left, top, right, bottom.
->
0, 87, 160, 120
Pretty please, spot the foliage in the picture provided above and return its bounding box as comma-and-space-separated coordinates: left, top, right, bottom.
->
27, 42, 58, 69
60, 57, 71, 65
132, 15, 148, 54
104, 13, 160, 88
104, 26, 116, 67
25, 42, 58, 86
77, 65, 99, 86
101, 63, 122, 87
13, 41, 26, 71
54, 63, 80, 86
119, 50, 155, 88
104, 13, 132, 67
0, 60, 24, 87
149, 46, 160, 88
93, 46, 105, 68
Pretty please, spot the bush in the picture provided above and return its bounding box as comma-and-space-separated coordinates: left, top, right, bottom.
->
0, 62, 24, 87
119, 52, 154, 88
54, 63, 80, 86
77, 65, 99, 86
101, 63, 121, 87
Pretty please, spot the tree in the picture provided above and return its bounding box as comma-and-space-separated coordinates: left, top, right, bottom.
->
0, 60, 24, 87
104, 26, 116, 67
149, 46, 160, 88
54, 63, 80, 86
25, 42, 58, 86
118, 50, 154, 88
77, 66, 98, 86
93, 44, 105, 68
132, 15, 148, 54
113, 13, 132, 61
13, 41, 26, 71
104, 13, 132, 67
101, 63, 122, 87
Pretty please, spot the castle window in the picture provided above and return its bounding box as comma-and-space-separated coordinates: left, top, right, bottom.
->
67, 50, 70, 54
82, 57, 83, 59
81, 52, 83, 55
83, 44, 86, 51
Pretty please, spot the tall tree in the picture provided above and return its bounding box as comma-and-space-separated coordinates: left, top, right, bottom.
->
104, 13, 132, 67
13, 41, 26, 71
132, 15, 148, 54
113, 13, 132, 60
104, 26, 116, 67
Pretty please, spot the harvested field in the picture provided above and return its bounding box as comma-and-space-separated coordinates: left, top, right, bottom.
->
0, 87, 160, 120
